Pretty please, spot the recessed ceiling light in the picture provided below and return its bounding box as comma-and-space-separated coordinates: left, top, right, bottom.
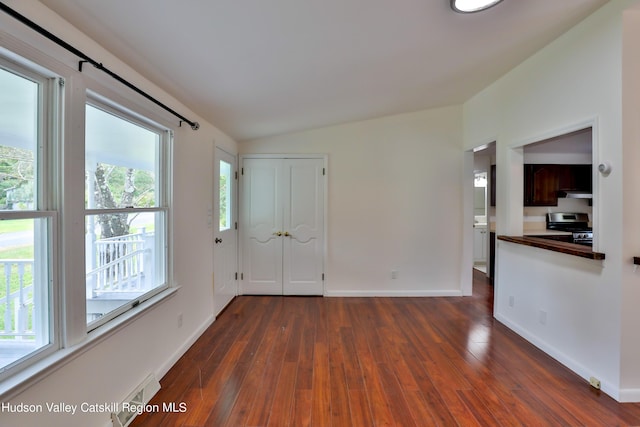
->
451, 0, 504, 13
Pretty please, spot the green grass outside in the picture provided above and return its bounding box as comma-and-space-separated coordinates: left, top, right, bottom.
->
0, 245, 34, 297
0, 219, 35, 332
1, 246, 34, 259
0, 219, 32, 234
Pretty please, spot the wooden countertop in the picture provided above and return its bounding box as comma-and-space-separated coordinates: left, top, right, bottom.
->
497, 235, 605, 260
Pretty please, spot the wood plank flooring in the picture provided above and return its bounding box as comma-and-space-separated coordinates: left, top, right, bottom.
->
131, 270, 640, 426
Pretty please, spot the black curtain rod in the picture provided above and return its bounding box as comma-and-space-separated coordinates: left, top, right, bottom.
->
0, 2, 200, 130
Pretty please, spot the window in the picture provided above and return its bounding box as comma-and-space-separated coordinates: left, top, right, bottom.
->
219, 160, 232, 231
0, 60, 57, 375
85, 102, 170, 329
0, 43, 175, 392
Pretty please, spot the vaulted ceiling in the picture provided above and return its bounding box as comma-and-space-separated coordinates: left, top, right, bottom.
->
39, 0, 610, 141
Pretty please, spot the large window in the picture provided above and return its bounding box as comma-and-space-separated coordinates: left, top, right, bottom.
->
0, 43, 173, 393
85, 103, 170, 329
0, 61, 57, 374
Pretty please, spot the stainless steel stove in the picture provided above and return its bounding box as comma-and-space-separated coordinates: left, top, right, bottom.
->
546, 212, 592, 245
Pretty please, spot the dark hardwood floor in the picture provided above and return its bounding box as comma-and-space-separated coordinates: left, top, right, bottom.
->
131, 270, 640, 426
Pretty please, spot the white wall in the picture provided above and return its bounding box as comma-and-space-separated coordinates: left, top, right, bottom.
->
620, 3, 640, 401
241, 106, 466, 296
464, 0, 640, 401
0, 1, 237, 425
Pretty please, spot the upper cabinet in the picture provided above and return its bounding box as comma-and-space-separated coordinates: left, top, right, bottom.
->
524, 164, 559, 206
558, 164, 591, 192
524, 164, 592, 206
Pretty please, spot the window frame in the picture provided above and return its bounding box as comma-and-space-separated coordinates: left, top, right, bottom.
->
84, 96, 172, 331
0, 56, 61, 381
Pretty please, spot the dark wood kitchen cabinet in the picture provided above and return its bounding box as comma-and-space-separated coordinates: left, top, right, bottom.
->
524, 164, 559, 206
559, 164, 592, 192
524, 164, 592, 206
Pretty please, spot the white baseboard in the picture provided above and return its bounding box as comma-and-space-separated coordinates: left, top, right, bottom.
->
156, 314, 215, 379
618, 388, 640, 403
495, 312, 621, 402
324, 289, 462, 297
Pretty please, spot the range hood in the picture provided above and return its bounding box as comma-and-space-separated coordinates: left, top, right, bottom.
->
557, 190, 592, 199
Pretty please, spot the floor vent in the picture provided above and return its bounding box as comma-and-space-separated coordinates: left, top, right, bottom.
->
111, 374, 161, 427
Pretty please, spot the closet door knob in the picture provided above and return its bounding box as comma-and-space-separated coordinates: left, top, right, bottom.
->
215, 238, 222, 244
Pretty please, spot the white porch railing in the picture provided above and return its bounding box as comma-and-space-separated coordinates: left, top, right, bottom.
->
86, 232, 152, 297
0, 260, 34, 340
0, 230, 154, 342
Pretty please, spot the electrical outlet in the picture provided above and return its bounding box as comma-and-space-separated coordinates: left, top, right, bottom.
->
589, 376, 601, 390
509, 296, 515, 307
177, 313, 183, 328
391, 270, 398, 280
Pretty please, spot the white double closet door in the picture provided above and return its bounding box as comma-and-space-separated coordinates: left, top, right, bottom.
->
240, 157, 325, 295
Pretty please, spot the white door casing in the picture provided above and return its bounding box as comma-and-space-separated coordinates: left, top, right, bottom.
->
240, 156, 325, 295
213, 147, 238, 314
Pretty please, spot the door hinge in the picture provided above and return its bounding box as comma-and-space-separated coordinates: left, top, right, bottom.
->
241, 273, 244, 280
322, 273, 325, 281
322, 167, 325, 176
235, 222, 238, 230
235, 272, 238, 280
235, 171, 238, 180
241, 167, 244, 175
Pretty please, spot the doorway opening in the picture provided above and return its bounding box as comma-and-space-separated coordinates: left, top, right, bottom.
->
472, 142, 496, 282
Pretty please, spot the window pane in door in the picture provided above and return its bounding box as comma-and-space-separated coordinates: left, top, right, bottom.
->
0, 68, 38, 211
219, 160, 231, 231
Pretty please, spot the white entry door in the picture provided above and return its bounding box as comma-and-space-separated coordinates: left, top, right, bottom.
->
240, 157, 325, 295
213, 147, 238, 315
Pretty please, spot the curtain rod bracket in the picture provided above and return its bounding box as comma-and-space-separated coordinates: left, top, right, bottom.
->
79, 60, 104, 72
180, 120, 200, 130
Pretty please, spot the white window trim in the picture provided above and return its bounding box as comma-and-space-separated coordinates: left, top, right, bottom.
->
83, 96, 173, 331
0, 57, 62, 383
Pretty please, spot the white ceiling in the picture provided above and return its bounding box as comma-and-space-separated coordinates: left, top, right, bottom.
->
39, 0, 610, 141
